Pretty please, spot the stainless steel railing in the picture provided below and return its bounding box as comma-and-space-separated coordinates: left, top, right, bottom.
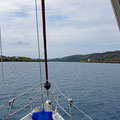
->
51, 83, 93, 120
0, 83, 93, 120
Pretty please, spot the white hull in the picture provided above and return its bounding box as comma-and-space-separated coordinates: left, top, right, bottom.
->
20, 113, 32, 120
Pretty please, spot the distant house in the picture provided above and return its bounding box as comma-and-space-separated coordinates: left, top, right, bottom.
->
88, 59, 91, 62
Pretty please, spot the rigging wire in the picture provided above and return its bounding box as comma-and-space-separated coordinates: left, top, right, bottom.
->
0, 27, 5, 96
34, 0, 44, 106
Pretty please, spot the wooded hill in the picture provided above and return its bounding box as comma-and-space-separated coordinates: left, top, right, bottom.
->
49, 50, 120, 63
0, 56, 44, 62
1, 50, 120, 63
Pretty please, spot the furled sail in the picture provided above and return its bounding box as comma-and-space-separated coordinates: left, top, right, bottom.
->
111, 0, 120, 30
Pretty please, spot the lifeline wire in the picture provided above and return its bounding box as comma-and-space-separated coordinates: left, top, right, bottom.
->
34, 0, 44, 105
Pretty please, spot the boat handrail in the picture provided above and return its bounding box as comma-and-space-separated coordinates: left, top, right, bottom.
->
51, 83, 93, 120
0, 83, 43, 109
10, 83, 42, 101
72, 104, 93, 120
2, 91, 47, 120
54, 98, 75, 120
1, 83, 93, 120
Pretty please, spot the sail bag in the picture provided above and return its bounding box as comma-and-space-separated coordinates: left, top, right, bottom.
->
32, 108, 53, 120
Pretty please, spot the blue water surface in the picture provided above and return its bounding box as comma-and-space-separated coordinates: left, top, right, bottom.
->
0, 62, 120, 120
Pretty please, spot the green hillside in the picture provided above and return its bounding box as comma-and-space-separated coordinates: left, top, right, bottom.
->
1, 50, 120, 63
50, 50, 120, 63
0, 56, 44, 62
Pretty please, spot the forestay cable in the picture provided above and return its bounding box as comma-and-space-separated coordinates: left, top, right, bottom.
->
34, 0, 43, 105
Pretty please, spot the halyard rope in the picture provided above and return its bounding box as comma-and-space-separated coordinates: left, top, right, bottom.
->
0, 27, 5, 97
34, 0, 44, 105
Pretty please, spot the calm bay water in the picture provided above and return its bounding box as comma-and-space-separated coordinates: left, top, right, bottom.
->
0, 62, 120, 120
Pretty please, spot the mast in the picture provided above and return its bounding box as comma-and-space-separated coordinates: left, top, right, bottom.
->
41, 0, 51, 92
111, 0, 120, 31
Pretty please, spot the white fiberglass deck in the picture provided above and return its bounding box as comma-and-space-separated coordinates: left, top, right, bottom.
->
20, 112, 64, 120
20, 101, 64, 120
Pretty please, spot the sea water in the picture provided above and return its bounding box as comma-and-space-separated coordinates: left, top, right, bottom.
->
0, 62, 120, 120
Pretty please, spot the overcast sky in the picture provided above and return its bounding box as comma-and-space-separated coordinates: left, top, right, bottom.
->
0, 0, 120, 58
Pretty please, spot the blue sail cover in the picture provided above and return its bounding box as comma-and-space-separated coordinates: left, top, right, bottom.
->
32, 108, 53, 120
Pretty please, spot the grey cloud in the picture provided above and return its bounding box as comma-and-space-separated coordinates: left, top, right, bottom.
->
15, 41, 30, 45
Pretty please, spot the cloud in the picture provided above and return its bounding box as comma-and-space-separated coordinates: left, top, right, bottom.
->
0, 0, 120, 58
14, 41, 30, 45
